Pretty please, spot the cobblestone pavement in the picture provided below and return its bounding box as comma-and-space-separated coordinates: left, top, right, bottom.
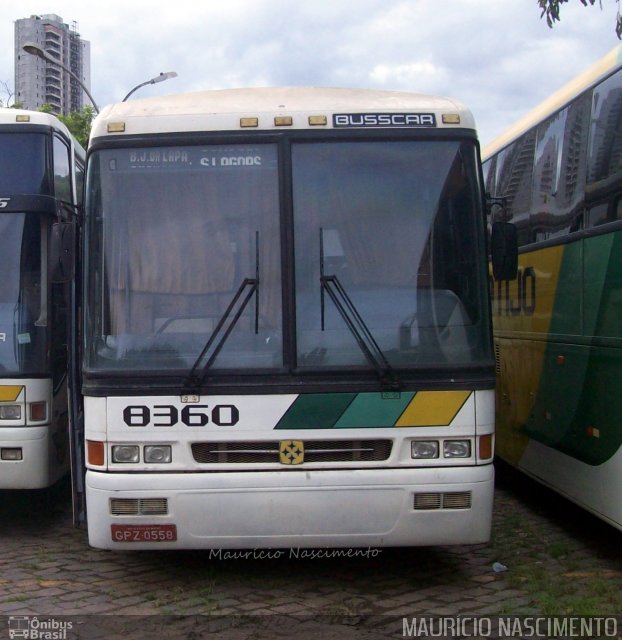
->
0, 462, 620, 639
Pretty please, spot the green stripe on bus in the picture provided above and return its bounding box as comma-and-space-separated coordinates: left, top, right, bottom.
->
526, 233, 622, 465
275, 393, 356, 429
334, 392, 415, 428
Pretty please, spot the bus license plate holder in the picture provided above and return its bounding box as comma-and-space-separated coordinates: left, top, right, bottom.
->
111, 524, 177, 543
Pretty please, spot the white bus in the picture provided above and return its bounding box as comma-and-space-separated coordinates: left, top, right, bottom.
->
78, 87, 501, 549
0, 109, 84, 489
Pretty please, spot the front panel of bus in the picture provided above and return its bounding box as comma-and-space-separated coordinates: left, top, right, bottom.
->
0, 127, 72, 488
82, 124, 495, 548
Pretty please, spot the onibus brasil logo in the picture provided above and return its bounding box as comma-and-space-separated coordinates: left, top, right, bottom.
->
7, 617, 73, 639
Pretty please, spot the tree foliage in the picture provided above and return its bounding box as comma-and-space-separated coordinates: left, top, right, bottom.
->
538, 0, 622, 39
38, 104, 95, 148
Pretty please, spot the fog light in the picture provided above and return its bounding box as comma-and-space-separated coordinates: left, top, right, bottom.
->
0, 405, 21, 420
29, 402, 47, 422
144, 445, 172, 463
444, 440, 471, 458
111, 445, 140, 463
1, 447, 23, 461
411, 440, 439, 459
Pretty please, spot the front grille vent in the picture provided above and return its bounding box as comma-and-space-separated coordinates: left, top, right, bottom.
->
110, 498, 168, 516
191, 439, 392, 464
414, 491, 472, 510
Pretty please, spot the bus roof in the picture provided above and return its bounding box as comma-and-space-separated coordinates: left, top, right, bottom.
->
0, 107, 73, 137
90, 86, 476, 140
482, 45, 622, 161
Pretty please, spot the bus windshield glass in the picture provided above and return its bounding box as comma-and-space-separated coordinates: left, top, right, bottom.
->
293, 140, 490, 368
0, 133, 49, 194
84, 139, 490, 373
0, 213, 47, 374
85, 144, 282, 371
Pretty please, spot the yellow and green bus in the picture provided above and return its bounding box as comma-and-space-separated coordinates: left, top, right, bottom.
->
483, 46, 622, 531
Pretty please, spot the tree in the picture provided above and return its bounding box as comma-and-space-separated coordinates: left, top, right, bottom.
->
38, 104, 95, 148
538, 0, 622, 38
58, 106, 95, 149
0, 80, 15, 107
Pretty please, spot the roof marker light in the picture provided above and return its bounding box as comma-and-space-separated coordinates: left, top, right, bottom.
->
240, 117, 258, 128
107, 122, 126, 133
274, 116, 292, 126
308, 115, 327, 126
442, 113, 460, 125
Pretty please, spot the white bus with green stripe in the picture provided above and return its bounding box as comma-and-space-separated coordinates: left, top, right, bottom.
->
77, 87, 496, 549
483, 46, 622, 531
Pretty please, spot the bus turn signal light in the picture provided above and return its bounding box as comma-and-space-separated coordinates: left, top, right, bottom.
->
87, 440, 105, 466
478, 434, 493, 460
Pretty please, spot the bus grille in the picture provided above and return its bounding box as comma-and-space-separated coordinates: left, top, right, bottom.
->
413, 491, 472, 510
110, 498, 168, 516
191, 439, 392, 464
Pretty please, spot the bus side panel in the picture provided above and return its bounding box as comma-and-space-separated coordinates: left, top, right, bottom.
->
495, 233, 622, 529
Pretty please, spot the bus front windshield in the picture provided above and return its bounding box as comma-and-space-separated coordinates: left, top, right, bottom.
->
0, 213, 47, 375
0, 132, 49, 194
84, 139, 490, 375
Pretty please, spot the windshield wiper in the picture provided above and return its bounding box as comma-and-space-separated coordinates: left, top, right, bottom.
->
319, 228, 400, 390
184, 231, 259, 389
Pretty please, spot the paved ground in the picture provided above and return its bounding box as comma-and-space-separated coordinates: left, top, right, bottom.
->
0, 462, 620, 639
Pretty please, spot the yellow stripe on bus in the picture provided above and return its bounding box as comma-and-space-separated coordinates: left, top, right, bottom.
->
0, 385, 24, 402
395, 390, 471, 427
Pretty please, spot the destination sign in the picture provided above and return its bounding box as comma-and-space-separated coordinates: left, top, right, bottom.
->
107, 145, 277, 173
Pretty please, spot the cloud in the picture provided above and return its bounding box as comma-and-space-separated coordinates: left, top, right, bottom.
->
2, 0, 620, 144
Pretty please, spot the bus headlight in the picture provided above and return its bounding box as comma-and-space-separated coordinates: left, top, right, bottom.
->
443, 440, 471, 458
411, 440, 439, 459
111, 445, 140, 463
0, 405, 21, 420
144, 445, 172, 463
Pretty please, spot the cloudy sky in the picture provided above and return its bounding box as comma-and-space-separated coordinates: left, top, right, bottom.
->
1, 0, 620, 145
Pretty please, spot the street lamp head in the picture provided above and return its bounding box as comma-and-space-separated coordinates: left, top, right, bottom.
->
22, 42, 50, 61
153, 71, 178, 85
122, 71, 178, 101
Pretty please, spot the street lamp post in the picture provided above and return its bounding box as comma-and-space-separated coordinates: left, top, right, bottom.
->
22, 42, 100, 113
122, 72, 178, 101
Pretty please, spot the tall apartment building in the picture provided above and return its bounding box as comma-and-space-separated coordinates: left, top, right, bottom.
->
14, 14, 92, 115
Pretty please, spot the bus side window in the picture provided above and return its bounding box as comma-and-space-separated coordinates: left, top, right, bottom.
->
53, 136, 71, 204
586, 202, 610, 227
75, 160, 85, 206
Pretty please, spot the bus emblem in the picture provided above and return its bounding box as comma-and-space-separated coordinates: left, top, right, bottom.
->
279, 440, 304, 465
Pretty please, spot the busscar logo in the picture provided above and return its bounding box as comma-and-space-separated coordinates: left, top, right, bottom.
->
333, 113, 437, 128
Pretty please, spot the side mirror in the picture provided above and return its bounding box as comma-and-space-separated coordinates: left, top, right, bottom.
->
491, 221, 518, 281
50, 221, 76, 283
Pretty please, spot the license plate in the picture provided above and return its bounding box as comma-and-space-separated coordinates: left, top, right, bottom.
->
111, 524, 177, 543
